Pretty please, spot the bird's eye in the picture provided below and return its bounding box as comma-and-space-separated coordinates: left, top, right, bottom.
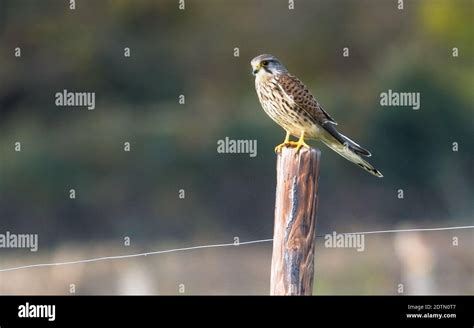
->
261, 60, 269, 66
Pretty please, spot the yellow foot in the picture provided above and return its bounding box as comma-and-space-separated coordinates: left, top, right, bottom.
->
274, 141, 299, 153
295, 139, 311, 153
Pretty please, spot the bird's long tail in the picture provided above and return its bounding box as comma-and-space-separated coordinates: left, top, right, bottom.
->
320, 134, 383, 178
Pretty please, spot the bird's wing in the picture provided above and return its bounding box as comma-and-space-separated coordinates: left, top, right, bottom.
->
275, 73, 337, 126
276, 74, 371, 157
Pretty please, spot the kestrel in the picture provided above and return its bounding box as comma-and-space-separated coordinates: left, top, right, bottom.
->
251, 54, 383, 177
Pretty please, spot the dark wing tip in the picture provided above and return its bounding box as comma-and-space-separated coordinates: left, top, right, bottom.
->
353, 148, 372, 157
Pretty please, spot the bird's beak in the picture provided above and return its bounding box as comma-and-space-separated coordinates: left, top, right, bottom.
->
252, 63, 260, 75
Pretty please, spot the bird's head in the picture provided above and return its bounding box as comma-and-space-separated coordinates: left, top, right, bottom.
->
251, 54, 288, 77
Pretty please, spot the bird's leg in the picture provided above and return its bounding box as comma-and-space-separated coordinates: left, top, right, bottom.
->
295, 131, 311, 153
274, 131, 298, 153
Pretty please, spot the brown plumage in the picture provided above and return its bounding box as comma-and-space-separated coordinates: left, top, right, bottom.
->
251, 54, 383, 177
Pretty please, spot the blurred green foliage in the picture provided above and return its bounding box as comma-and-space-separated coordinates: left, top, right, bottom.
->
0, 0, 472, 247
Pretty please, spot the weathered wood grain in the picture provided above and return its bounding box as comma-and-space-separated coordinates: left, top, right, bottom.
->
270, 147, 321, 295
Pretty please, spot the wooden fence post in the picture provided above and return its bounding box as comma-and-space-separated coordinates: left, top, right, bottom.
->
270, 147, 321, 295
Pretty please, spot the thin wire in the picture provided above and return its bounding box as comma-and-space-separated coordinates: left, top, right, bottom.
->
316, 224, 474, 237
0, 239, 273, 273
0, 225, 472, 273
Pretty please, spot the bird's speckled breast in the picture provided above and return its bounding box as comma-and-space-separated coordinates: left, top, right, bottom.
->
255, 76, 321, 138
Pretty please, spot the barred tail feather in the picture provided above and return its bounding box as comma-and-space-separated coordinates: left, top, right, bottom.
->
321, 139, 383, 178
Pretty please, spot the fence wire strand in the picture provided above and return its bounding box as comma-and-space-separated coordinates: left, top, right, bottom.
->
0, 225, 472, 273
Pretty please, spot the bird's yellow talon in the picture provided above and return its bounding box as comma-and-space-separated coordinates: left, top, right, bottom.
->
294, 132, 310, 153
295, 140, 310, 153
274, 141, 299, 153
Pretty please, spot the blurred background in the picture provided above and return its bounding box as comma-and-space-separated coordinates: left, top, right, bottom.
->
0, 0, 472, 295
